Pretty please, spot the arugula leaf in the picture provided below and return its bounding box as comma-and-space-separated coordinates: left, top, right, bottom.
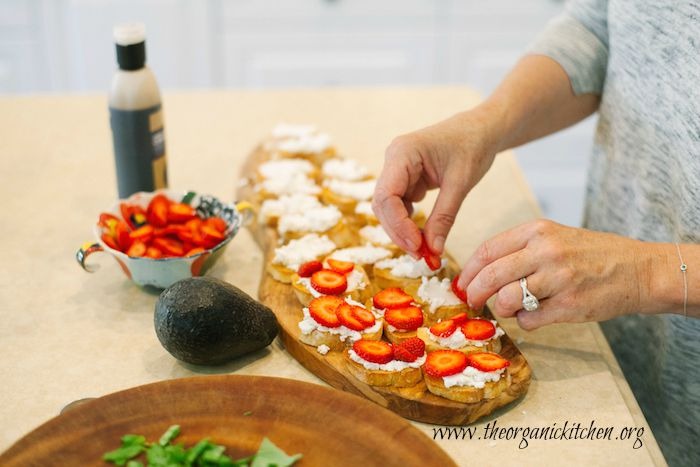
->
103, 434, 147, 465
159, 425, 181, 446
250, 438, 302, 467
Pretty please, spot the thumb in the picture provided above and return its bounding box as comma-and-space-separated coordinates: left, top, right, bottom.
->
424, 178, 467, 254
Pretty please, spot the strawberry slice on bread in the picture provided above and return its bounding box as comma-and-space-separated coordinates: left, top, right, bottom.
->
298, 260, 323, 278
393, 337, 426, 362
308, 295, 343, 328
337, 302, 376, 331
327, 258, 355, 274
429, 319, 457, 337
461, 318, 496, 341
353, 339, 393, 364
423, 350, 468, 377
373, 287, 414, 310
467, 352, 510, 372
384, 306, 424, 330
310, 269, 348, 295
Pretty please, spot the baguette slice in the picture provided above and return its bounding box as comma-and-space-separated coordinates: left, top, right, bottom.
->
416, 327, 502, 355
320, 187, 364, 216
344, 349, 423, 387
266, 262, 297, 284
423, 370, 510, 403
383, 322, 420, 345
282, 219, 357, 249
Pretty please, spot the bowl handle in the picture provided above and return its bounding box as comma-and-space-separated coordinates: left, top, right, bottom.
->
235, 201, 255, 226
76, 241, 104, 272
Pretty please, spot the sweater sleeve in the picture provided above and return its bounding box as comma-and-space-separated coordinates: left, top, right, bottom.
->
528, 0, 609, 95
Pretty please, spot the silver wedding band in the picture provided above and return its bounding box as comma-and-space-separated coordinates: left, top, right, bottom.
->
520, 277, 540, 311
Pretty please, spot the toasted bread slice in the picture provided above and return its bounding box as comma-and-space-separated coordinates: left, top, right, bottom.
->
320, 187, 362, 216
423, 370, 510, 403
416, 327, 502, 354
266, 262, 296, 284
419, 302, 478, 325
372, 267, 425, 297
383, 323, 420, 345
344, 349, 423, 387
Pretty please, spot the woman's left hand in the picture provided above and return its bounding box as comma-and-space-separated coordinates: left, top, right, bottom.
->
457, 219, 659, 329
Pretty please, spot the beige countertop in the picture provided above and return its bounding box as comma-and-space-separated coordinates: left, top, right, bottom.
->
0, 87, 665, 466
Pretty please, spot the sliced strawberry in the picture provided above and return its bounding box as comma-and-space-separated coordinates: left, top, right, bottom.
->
372, 288, 413, 310
145, 246, 163, 259
461, 319, 496, 341
152, 237, 184, 257
424, 350, 468, 377
351, 306, 376, 328
451, 276, 468, 303
310, 269, 347, 295
101, 233, 120, 251
120, 203, 147, 230
205, 216, 227, 234
129, 224, 154, 243
398, 337, 425, 358
115, 221, 132, 252
308, 296, 343, 328
147, 194, 170, 228
467, 352, 510, 372
168, 203, 196, 223
384, 306, 423, 331
327, 258, 355, 274
393, 345, 417, 362
429, 320, 457, 338
200, 225, 225, 249
336, 303, 366, 331
450, 312, 469, 326
419, 231, 442, 271
353, 340, 393, 364
98, 213, 120, 232
126, 240, 147, 258
185, 247, 206, 257
298, 260, 323, 278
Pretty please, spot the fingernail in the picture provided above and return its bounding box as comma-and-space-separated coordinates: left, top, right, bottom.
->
433, 236, 445, 254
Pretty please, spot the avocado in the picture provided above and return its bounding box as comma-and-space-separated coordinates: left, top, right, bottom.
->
154, 277, 278, 365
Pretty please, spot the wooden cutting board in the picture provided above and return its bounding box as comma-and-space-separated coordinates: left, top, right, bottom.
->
238, 147, 532, 426
0, 375, 455, 467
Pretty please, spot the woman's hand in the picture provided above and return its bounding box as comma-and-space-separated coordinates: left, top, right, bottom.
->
372, 110, 501, 256
457, 219, 664, 329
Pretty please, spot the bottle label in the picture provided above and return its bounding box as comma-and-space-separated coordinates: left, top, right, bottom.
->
110, 103, 168, 198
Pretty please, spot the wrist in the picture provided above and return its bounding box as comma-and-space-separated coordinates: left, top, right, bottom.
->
636, 242, 682, 314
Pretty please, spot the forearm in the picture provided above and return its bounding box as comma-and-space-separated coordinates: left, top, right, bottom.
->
472, 54, 600, 153
642, 242, 700, 318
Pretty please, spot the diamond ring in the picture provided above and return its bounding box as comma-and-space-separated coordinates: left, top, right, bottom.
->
520, 277, 540, 311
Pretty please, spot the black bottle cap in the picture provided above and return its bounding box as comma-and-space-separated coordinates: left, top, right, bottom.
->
116, 41, 146, 71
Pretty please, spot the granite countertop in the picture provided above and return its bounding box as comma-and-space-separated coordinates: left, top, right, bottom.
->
0, 87, 666, 466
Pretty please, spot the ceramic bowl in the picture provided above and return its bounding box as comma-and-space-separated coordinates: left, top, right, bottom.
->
76, 189, 252, 288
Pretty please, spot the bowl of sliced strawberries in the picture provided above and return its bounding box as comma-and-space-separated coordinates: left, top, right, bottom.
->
76, 189, 253, 288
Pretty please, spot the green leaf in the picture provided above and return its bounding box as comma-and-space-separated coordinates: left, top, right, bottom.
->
122, 434, 147, 446
185, 438, 212, 464
126, 461, 144, 467
250, 438, 302, 467
159, 425, 181, 446
146, 444, 169, 466
103, 444, 145, 466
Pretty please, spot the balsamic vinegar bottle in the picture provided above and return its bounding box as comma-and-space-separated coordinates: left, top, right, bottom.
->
109, 22, 168, 198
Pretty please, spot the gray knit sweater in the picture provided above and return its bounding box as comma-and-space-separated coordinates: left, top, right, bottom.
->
530, 1, 699, 466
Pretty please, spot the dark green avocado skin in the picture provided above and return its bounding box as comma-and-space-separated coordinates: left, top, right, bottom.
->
154, 277, 278, 365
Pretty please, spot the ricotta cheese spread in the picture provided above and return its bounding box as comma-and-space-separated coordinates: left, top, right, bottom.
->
271, 233, 336, 270
322, 158, 369, 181
375, 254, 446, 278
418, 277, 463, 312
324, 179, 376, 201
329, 246, 392, 265
260, 194, 322, 223
442, 366, 505, 389
277, 205, 342, 235
359, 224, 393, 246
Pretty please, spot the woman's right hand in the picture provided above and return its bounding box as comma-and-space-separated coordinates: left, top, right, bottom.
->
372, 109, 501, 256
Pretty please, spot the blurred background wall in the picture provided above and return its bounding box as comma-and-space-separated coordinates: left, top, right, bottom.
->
0, 0, 594, 226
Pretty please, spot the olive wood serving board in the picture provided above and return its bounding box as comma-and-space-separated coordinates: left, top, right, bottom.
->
238, 147, 531, 426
